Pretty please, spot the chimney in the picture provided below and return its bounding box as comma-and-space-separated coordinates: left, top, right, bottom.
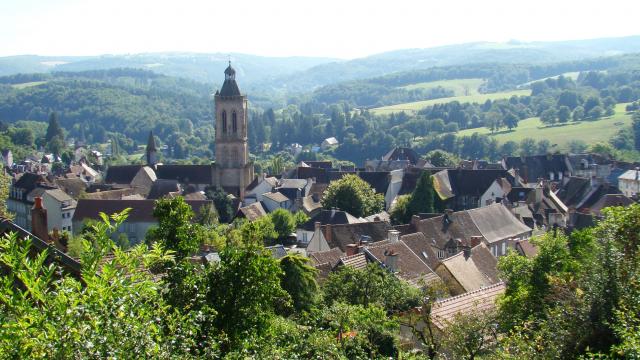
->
31, 197, 49, 242
324, 223, 332, 244
346, 243, 358, 257
463, 246, 471, 260
443, 209, 453, 225
470, 236, 483, 248
388, 229, 400, 243
384, 249, 399, 273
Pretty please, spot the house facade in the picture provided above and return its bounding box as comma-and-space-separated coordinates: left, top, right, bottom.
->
619, 169, 640, 198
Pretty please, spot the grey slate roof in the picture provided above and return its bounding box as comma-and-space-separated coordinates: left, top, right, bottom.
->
413, 204, 531, 248
219, 74, 241, 97
308, 247, 344, 269
266, 244, 287, 259
147, 179, 181, 199
466, 204, 532, 244
104, 165, 143, 184
400, 232, 441, 271
325, 221, 391, 252
437, 243, 500, 293
237, 202, 267, 221
155, 164, 213, 184
382, 147, 420, 165
364, 240, 440, 285
430, 282, 505, 330
73, 199, 212, 223
262, 191, 290, 203
503, 154, 569, 183
300, 209, 362, 231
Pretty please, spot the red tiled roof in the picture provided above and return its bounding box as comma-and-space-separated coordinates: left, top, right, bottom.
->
431, 282, 505, 330
339, 253, 367, 270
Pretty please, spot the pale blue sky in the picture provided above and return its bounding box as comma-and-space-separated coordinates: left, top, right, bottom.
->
1, 0, 639, 59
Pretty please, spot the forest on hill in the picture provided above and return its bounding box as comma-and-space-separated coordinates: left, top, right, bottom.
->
2, 36, 640, 94
1, 41, 640, 167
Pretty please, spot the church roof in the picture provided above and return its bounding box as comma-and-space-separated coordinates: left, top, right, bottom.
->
224, 63, 236, 76
220, 79, 241, 97
146, 131, 157, 152
219, 63, 241, 97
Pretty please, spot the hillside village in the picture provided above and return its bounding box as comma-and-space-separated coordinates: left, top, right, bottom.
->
2, 62, 640, 357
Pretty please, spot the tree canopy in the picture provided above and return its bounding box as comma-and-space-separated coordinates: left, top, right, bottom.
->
321, 174, 385, 217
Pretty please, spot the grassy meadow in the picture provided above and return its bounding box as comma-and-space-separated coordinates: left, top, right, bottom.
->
372, 89, 530, 114
455, 103, 633, 151
401, 78, 485, 96
11, 81, 48, 89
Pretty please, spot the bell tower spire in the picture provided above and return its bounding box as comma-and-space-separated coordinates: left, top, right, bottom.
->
213, 63, 253, 199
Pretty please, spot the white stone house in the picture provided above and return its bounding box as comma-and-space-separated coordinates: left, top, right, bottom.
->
619, 169, 640, 198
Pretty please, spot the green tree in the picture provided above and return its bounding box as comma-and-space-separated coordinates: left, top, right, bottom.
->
540, 108, 557, 125
0, 165, 12, 219
322, 174, 384, 218
9, 127, 34, 147
425, 149, 459, 167
0, 212, 205, 358
588, 105, 604, 119
500, 141, 519, 156
537, 139, 551, 154
633, 112, 640, 151
146, 197, 202, 260
441, 310, 498, 360
406, 171, 435, 216
503, 112, 519, 130
269, 208, 296, 240
279, 254, 318, 312
573, 106, 585, 121
568, 139, 588, 153
390, 194, 412, 225
557, 106, 571, 123
208, 243, 291, 348
206, 187, 234, 223
519, 138, 536, 156
45, 112, 64, 142
323, 263, 420, 312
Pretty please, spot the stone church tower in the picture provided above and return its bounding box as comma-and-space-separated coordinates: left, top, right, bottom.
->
212, 62, 254, 199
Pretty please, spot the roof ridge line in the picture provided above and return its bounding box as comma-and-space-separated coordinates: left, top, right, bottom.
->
435, 281, 505, 304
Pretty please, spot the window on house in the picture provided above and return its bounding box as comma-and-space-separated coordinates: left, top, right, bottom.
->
502, 242, 506, 255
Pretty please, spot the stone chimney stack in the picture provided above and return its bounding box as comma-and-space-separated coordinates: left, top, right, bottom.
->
388, 229, 400, 243
384, 249, 399, 273
345, 243, 359, 257
31, 196, 49, 242
463, 245, 472, 260
470, 236, 483, 248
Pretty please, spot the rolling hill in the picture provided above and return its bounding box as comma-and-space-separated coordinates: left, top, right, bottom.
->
372, 89, 530, 114
454, 103, 633, 151
2, 35, 639, 96
270, 35, 640, 92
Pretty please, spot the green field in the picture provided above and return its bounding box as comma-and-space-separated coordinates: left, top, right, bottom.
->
401, 78, 485, 96
517, 71, 581, 88
372, 89, 530, 114
455, 103, 633, 151
11, 81, 48, 89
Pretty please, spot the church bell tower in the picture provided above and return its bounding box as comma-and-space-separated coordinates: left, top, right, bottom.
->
213, 62, 253, 199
